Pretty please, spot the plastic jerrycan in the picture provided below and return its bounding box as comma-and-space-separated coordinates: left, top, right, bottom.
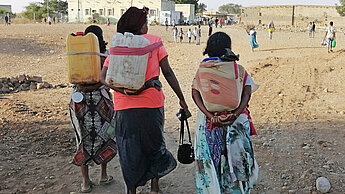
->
66, 33, 101, 84
106, 32, 151, 90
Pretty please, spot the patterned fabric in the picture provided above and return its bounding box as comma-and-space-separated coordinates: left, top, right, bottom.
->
195, 111, 258, 194
69, 85, 117, 166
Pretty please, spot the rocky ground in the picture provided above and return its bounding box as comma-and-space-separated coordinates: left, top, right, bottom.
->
0, 23, 345, 193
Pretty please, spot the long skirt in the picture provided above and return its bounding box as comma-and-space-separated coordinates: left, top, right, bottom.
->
114, 107, 177, 192
69, 86, 117, 166
249, 35, 259, 49
194, 111, 258, 194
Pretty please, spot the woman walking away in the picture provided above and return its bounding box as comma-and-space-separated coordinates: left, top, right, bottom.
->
249, 27, 259, 52
179, 28, 184, 43
69, 25, 116, 193
268, 20, 275, 39
99, 7, 189, 194
192, 32, 259, 194
173, 26, 178, 43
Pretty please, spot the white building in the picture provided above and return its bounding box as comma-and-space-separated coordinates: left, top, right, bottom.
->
0, 5, 12, 13
67, 0, 177, 23
175, 4, 195, 23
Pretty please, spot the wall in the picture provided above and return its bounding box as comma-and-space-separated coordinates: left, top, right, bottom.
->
175, 4, 195, 22
240, 5, 344, 27
67, 0, 164, 23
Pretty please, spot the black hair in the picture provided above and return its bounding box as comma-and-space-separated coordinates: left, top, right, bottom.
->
203, 32, 231, 57
84, 25, 107, 54
330, 21, 333, 26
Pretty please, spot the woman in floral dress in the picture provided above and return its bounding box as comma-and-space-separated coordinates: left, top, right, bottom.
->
192, 32, 259, 194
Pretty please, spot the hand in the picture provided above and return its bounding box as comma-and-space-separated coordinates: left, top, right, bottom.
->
219, 113, 237, 122
179, 100, 188, 110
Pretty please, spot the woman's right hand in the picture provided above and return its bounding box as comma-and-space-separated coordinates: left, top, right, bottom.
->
179, 99, 188, 111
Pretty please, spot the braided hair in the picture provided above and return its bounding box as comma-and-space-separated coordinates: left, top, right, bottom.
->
84, 25, 107, 54
203, 32, 239, 61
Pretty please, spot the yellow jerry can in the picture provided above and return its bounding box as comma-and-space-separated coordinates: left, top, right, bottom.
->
66, 33, 101, 84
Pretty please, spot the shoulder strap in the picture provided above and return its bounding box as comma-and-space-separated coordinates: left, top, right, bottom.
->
109, 41, 163, 56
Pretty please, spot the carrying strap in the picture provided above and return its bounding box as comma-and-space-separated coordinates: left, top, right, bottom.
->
67, 52, 108, 57
124, 76, 161, 95
179, 111, 192, 145
109, 41, 163, 56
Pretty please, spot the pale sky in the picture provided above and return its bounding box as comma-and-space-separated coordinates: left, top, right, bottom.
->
0, 0, 341, 13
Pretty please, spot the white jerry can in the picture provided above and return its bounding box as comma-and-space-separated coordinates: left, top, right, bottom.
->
106, 32, 151, 90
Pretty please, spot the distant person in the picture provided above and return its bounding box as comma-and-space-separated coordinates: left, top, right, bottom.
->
44, 17, 47, 24
172, 26, 178, 43
215, 17, 219, 28
268, 21, 275, 39
323, 21, 336, 53
179, 28, 184, 43
187, 29, 192, 43
193, 27, 197, 42
69, 25, 116, 193
249, 28, 260, 52
195, 26, 201, 45
53, 17, 56, 24
208, 23, 213, 36
312, 22, 316, 36
107, 18, 110, 26
48, 16, 52, 25
308, 22, 315, 38
165, 18, 168, 31
172, 19, 176, 26
4, 14, 9, 26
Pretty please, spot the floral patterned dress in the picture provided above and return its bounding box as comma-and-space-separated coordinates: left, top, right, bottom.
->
194, 111, 258, 194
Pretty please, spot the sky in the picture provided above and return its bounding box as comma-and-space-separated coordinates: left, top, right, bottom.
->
0, 0, 341, 13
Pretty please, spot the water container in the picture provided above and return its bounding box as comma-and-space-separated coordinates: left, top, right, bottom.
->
332, 40, 336, 47
66, 33, 101, 84
106, 32, 151, 90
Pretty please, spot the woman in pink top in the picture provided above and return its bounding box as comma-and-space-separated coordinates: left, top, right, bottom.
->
99, 7, 189, 194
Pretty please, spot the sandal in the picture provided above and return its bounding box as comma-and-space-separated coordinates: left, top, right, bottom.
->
80, 181, 94, 193
99, 175, 114, 185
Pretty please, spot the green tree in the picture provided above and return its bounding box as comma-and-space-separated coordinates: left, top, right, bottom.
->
196, 3, 207, 14
218, 3, 242, 15
22, 0, 67, 20
336, 0, 345, 16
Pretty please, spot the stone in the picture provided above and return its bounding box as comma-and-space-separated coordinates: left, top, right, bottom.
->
10, 77, 19, 84
17, 74, 26, 83
49, 50, 55, 54
43, 82, 52, 88
316, 177, 331, 193
37, 83, 45, 89
324, 88, 328, 93
326, 161, 335, 165
30, 83, 37, 90
288, 190, 296, 193
27, 76, 42, 83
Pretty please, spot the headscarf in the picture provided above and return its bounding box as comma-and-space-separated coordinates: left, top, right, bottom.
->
117, 6, 149, 35
84, 25, 107, 53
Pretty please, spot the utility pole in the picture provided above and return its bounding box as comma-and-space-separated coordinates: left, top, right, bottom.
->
46, 0, 49, 17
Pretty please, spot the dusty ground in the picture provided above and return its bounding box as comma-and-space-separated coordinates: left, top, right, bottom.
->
0, 23, 345, 194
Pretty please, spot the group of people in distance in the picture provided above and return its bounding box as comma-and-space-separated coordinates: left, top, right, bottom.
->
172, 26, 201, 45
70, 6, 259, 194
248, 20, 337, 53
